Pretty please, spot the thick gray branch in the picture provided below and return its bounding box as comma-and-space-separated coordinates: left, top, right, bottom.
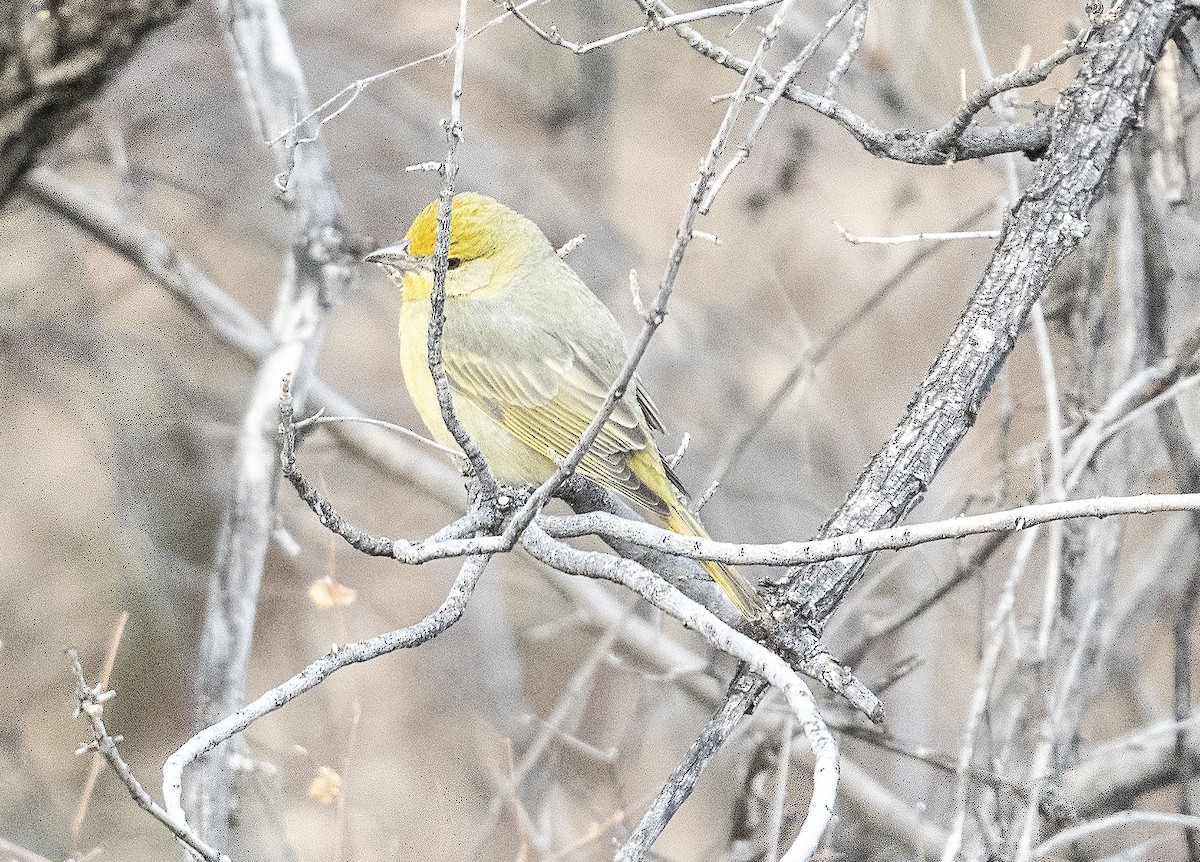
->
777, 0, 1182, 628
643, 0, 1186, 847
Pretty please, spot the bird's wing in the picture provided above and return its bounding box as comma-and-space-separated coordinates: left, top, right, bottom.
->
442, 339, 671, 517
635, 380, 665, 433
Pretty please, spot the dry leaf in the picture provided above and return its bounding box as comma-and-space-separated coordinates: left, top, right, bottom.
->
307, 766, 342, 803
307, 576, 357, 608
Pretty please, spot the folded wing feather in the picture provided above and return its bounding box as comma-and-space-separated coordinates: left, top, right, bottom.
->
442, 340, 672, 518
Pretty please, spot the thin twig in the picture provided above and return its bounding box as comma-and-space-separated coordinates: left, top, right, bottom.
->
766, 716, 796, 862
540, 493, 1200, 567
834, 222, 1001, 245
71, 611, 129, 839
500, 0, 784, 56
161, 554, 491, 828
712, 198, 999, 483
470, 614, 631, 855
426, 0, 499, 499
266, 0, 541, 145
634, 0, 1089, 165
699, 0, 855, 212
1014, 602, 1102, 860
68, 650, 228, 862
297, 414, 460, 457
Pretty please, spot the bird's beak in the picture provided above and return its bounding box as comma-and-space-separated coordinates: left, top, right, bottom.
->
364, 240, 427, 273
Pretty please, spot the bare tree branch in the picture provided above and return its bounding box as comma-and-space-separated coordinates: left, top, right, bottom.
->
541, 493, 1200, 567
68, 650, 228, 862
776, 0, 1181, 626
636, 0, 1186, 844
632, 0, 1083, 164
161, 553, 491, 835
519, 526, 839, 861
0, 0, 191, 200
189, 0, 359, 843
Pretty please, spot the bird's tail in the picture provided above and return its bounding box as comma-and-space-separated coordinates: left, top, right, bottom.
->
664, 501, 764, 620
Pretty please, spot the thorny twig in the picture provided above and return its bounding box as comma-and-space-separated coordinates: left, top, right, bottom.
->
68, 650, 228, 862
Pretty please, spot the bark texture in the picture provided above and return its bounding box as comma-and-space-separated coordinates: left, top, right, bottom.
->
0, 0, 190, 201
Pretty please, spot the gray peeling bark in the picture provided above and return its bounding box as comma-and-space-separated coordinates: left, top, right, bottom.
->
774, 0, 1184, 630
0, 0, 189, 201
620, 3, 1187, 858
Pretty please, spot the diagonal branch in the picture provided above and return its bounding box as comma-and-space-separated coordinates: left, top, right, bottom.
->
776, 0, 1184, 629
635, 0, 1187, 845
68, 650, 228, 862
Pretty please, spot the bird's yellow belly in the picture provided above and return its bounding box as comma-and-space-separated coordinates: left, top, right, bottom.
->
399, 299, 557, 487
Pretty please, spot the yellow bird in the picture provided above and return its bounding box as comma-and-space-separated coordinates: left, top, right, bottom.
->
366, 193, 762, 619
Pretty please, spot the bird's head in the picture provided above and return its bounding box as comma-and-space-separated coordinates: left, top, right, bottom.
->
366, 193, 554, 297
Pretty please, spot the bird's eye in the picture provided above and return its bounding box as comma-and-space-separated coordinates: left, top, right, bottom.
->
447, 257, 464, 270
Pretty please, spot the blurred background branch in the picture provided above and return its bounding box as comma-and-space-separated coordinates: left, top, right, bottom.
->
0, 0, 191, 201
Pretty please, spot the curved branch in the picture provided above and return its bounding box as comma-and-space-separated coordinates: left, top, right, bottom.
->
519, 526, 839, 861
162, 554, 491, 834
634, 0, 1071, 164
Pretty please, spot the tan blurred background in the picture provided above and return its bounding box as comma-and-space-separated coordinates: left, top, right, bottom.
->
1, 0, 1166, 859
